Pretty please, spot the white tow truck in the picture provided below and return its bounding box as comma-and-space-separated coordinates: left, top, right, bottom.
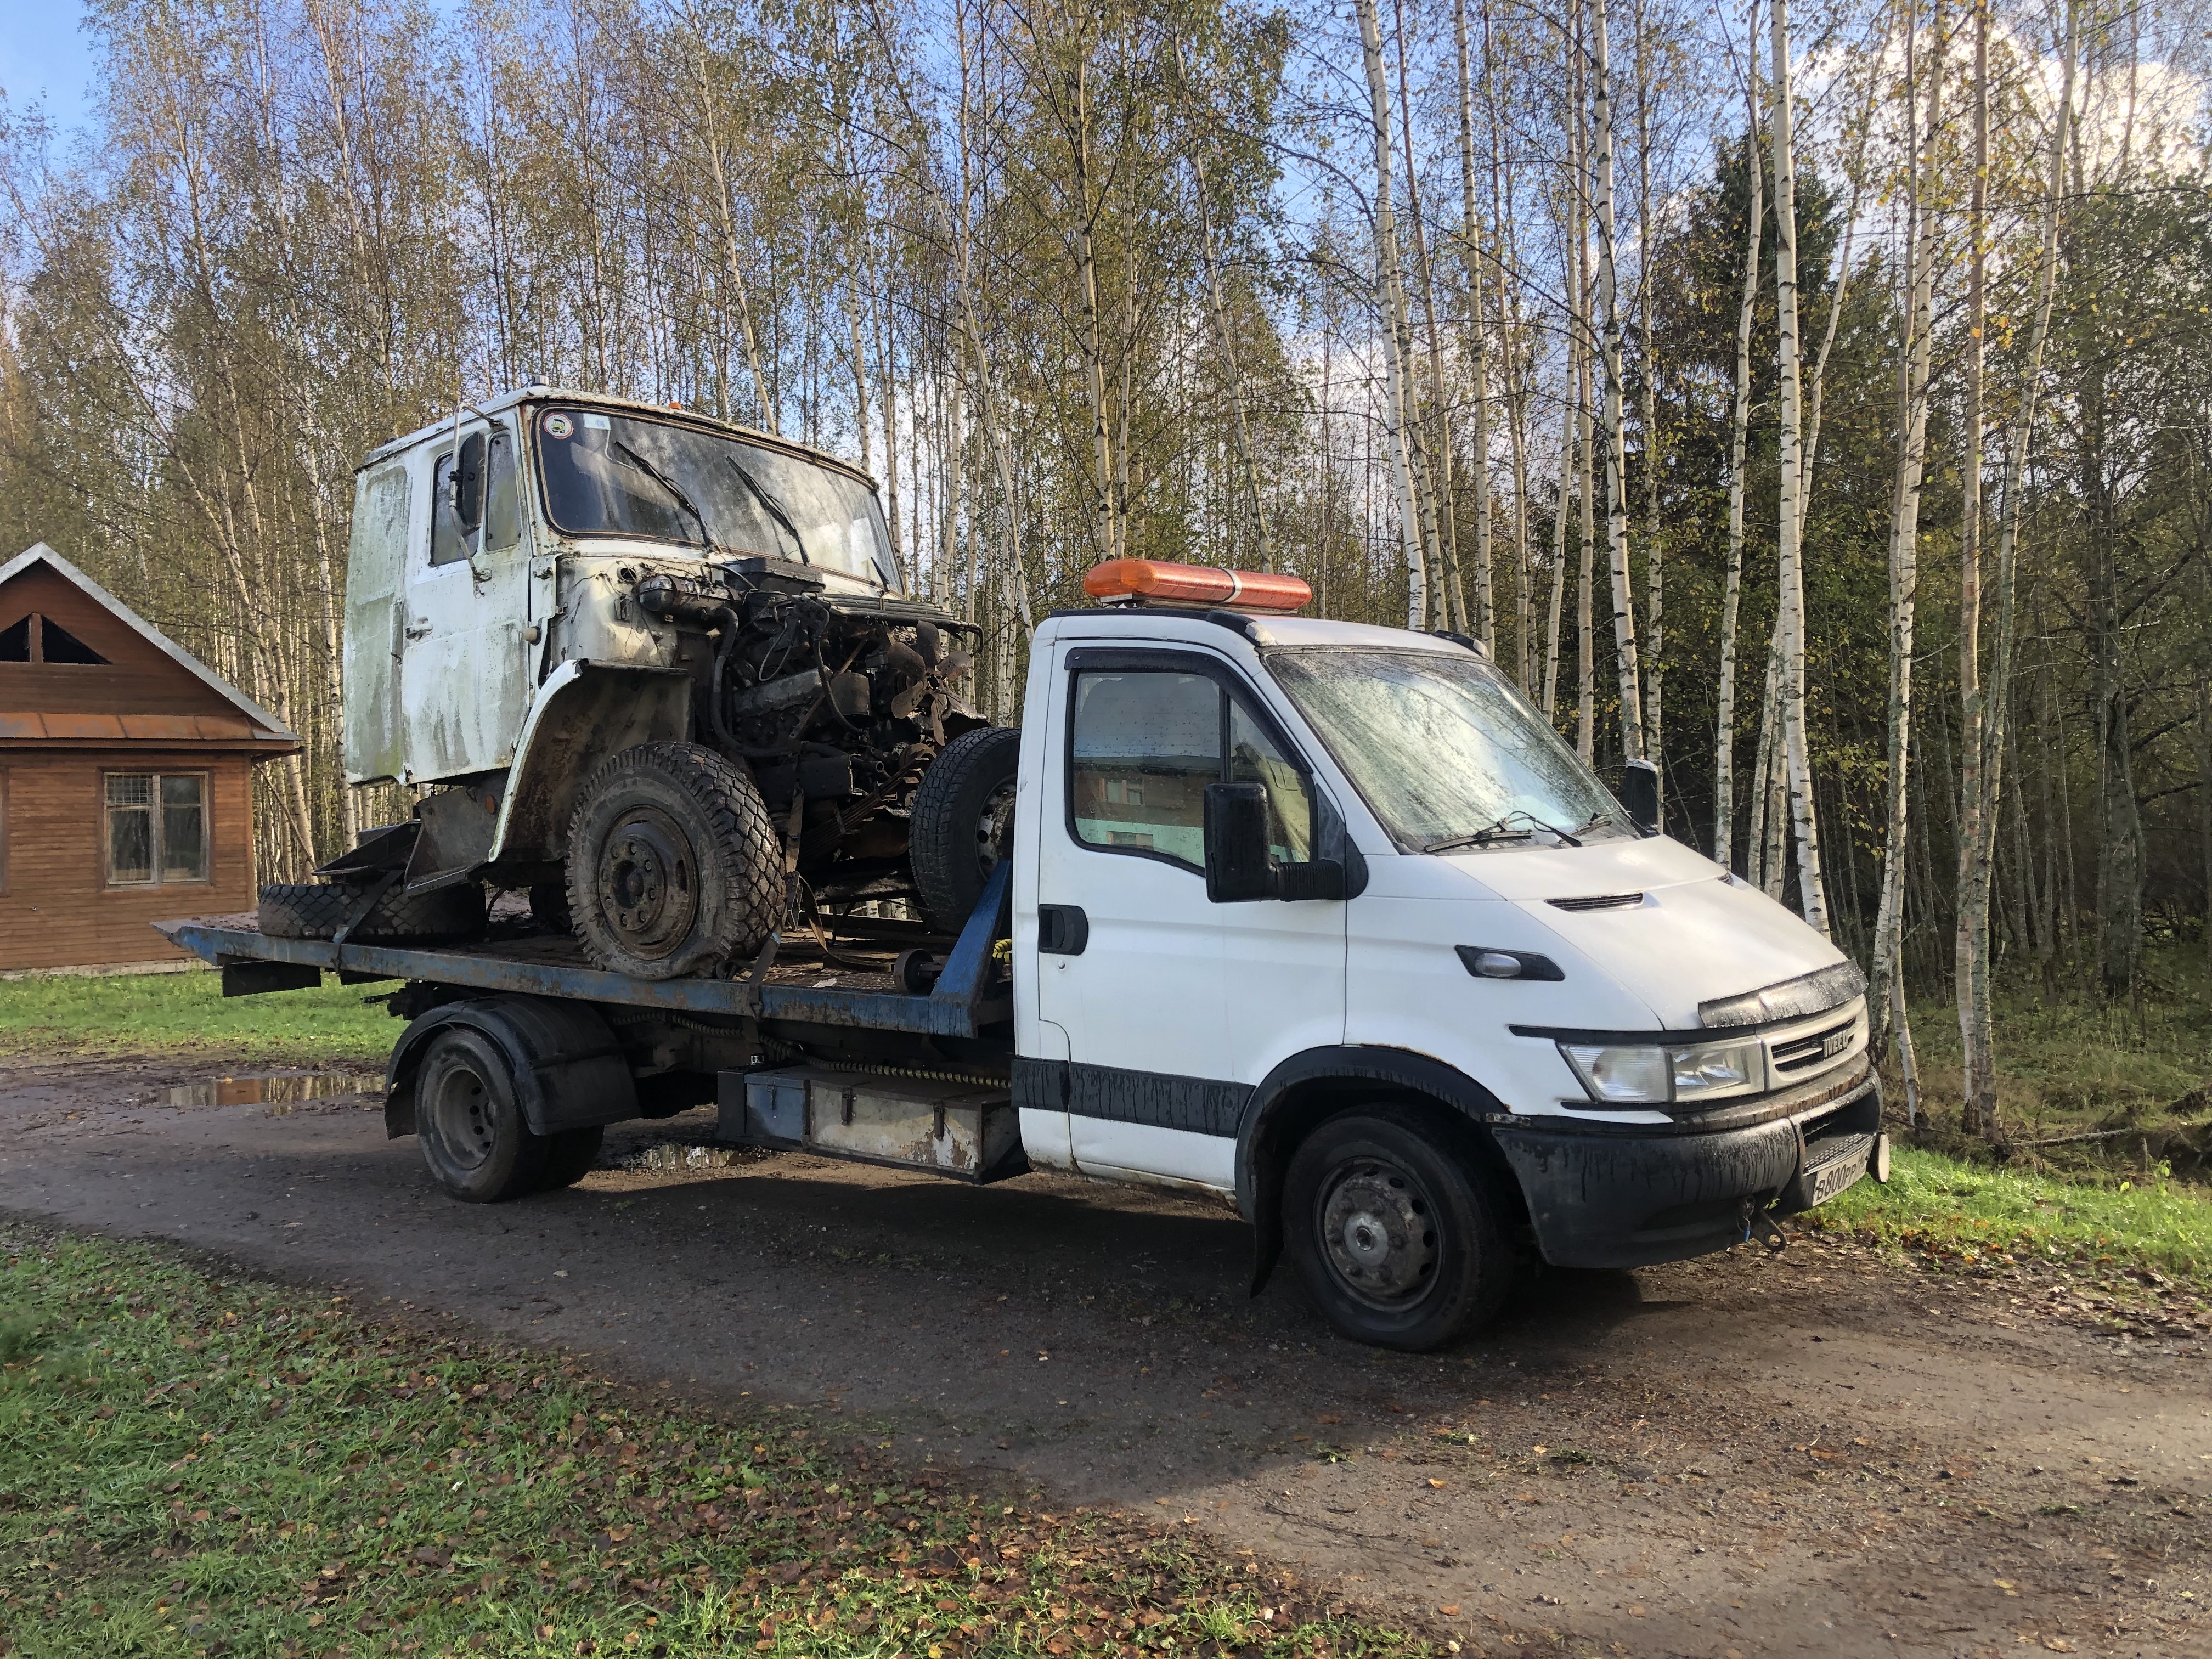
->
165, 403, 1886, 1351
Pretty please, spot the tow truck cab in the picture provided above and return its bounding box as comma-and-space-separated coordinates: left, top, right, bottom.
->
1005, 577, 1881, 1347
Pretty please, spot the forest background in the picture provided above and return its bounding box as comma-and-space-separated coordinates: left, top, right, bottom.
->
0, 0, 2207, 1136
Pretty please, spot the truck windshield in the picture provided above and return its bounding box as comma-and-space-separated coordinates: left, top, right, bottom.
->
1266, 648, 1628, 851
535, 406, 896, 588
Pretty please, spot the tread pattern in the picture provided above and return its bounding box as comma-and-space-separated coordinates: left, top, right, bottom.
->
258, 880, 486, 943
910, 725, 1020, 932
565, 740, 782, 979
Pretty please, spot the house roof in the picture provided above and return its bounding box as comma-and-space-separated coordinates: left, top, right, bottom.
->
0, 543, 298, 744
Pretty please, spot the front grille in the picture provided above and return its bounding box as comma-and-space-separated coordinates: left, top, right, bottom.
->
1771, 1017, 1857, 1074
1547, 891, 1644, 912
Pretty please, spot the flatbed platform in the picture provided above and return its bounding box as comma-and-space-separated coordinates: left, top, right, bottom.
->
156, 865, 1011, 1041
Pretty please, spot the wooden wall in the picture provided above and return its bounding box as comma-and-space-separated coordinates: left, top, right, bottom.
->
0, 751, 257, 970
0, 563, 250, 723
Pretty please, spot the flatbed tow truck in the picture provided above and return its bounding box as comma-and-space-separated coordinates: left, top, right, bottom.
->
161, 548, 1888, 1351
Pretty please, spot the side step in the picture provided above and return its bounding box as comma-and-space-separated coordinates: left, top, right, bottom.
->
716, 1066, 1025, 1183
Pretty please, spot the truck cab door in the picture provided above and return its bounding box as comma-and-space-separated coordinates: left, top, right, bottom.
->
399, 419, 535, 783
1032, 645, 1346, 1191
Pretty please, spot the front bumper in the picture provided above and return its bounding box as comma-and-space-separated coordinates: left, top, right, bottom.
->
1489, 1063, 1882, 1270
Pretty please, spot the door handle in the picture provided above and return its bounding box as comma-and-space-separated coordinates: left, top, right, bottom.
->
1037, 904, 1088, 956
404, 623, 432, 640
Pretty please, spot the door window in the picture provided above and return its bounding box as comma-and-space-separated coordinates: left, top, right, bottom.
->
429, 449, 470, 566
483, 430, 522, 552
1069, 667, 1314, 871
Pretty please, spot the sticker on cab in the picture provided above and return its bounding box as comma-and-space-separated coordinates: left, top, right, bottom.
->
543, 413, 574, 439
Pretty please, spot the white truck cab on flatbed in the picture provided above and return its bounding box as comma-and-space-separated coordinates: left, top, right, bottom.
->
173, 553, 1884, 1352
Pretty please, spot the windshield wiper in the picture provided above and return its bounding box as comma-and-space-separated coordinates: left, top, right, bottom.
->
727, 458, 808, 562
1424, 810, 1583, 855
612, 441, 710, 544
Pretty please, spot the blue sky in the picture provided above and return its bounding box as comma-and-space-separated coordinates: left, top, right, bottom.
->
1, 4, 96, 134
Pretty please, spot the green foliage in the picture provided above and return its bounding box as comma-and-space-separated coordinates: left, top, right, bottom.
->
0, 1229, 1436, 1658
0, 970, 393, 1063
1808, 1146, 2212, 1283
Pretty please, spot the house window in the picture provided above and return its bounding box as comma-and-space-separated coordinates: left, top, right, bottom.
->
105, 772, 208, 885
0, 612, 109, 664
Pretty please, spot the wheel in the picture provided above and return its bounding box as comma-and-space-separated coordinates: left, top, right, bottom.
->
565, 741, 782, 980
259, 880, 486, 944
1283, 1105, 1516, 1351
910, 725, 1019, 932
528, 880, 574, 938
414, 1027, 546, 1202
538, 1126, 603, 1190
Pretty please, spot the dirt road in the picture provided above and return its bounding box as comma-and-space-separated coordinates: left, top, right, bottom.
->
4, 1054, 2207, 1657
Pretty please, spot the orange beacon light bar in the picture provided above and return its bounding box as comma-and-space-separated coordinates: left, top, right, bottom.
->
1082, 558, 1312, 613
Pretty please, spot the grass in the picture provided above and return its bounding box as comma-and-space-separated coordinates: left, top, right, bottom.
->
0, 970, 392, 1065
0, 1228, 1438, 1659
1806, 1144, 2212, 1284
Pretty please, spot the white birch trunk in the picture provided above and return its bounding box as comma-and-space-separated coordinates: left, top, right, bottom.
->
1591, 0, 1646, 760
1713, 4, 1763, 869
1769, 0, 1829, 936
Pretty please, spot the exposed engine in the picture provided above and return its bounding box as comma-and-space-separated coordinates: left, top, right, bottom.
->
633, 554, 988, 904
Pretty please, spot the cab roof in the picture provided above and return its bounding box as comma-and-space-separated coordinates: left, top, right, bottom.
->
353, 387, 879, 493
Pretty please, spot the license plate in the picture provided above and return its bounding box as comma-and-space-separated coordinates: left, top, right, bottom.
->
1806, 1149, 1868, 1207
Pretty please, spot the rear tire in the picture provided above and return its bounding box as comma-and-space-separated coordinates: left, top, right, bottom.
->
910, 726, 1019, 932
258, 880, 486, 944
414, 1027, 546, 1203
1283, 1105, 1515, 1350
528, 880, 574, 938
539, 1126, 603, 1190
565, 741, 782, 980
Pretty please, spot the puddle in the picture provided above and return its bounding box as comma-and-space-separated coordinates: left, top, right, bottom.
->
167, 1073, 383, 1109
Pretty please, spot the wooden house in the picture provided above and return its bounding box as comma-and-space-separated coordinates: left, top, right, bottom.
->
0, 544, 299, 973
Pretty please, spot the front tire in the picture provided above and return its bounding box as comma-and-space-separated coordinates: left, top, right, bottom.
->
415, 1027, 546, 1203
1283, 1105, 1516, 1350
565, 742, 781, 980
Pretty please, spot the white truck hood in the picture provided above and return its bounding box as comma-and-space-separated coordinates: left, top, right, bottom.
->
1439, 835, 1851, 1031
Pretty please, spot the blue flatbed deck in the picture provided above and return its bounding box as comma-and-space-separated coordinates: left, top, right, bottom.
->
155, 865, 1012, 1041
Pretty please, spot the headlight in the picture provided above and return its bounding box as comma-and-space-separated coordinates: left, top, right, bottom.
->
1559, 1037, 1767, 1105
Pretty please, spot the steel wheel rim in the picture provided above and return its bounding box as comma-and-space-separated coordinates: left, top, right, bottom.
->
597, 805, 698, 959
427, 1058, 498, 1173
1315, 1154, 1442, 1310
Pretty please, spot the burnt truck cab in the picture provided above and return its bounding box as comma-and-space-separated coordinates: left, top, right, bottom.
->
338, 390, 992, 966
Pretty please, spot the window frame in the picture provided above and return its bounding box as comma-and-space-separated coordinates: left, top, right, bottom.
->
1060, 646, 1316, 877
101, 769, 212, 889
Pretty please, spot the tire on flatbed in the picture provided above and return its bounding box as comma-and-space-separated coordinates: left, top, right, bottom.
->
414, 1025, 548, 1202
565, 741, 781, 980
1282, 1104, 1516, 1351
909, 725, 1019, 933
257, 880, 486, 944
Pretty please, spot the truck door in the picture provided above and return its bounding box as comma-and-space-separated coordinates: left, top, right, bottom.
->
399, 419, 534, 783
1033, 646, 1346, 1189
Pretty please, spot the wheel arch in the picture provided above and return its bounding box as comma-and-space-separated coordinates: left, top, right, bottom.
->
1234, 1045, 1523, 1295
488, 661, 696, 865
385, 994, 639, 1141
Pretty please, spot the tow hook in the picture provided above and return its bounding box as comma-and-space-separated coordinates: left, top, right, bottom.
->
1739, 1202, 1788, 1253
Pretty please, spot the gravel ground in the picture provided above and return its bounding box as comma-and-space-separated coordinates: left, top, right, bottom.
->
4, 1053, 2208, 1658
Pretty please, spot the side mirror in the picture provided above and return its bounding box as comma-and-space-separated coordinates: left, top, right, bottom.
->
1204, 782, 1272, 902
1204, 781, 1347, 902
453, 432, 486, 533
1621, 758, 1661, 836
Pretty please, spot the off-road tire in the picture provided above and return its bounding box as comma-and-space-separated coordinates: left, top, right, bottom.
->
258, 880, 486, 944
414, 1026, 546, 1203
565, 741, 781, 980
910, 725, 1019, 933
538, 1126, 603, 1190
1283, 1105, 1516, 1351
